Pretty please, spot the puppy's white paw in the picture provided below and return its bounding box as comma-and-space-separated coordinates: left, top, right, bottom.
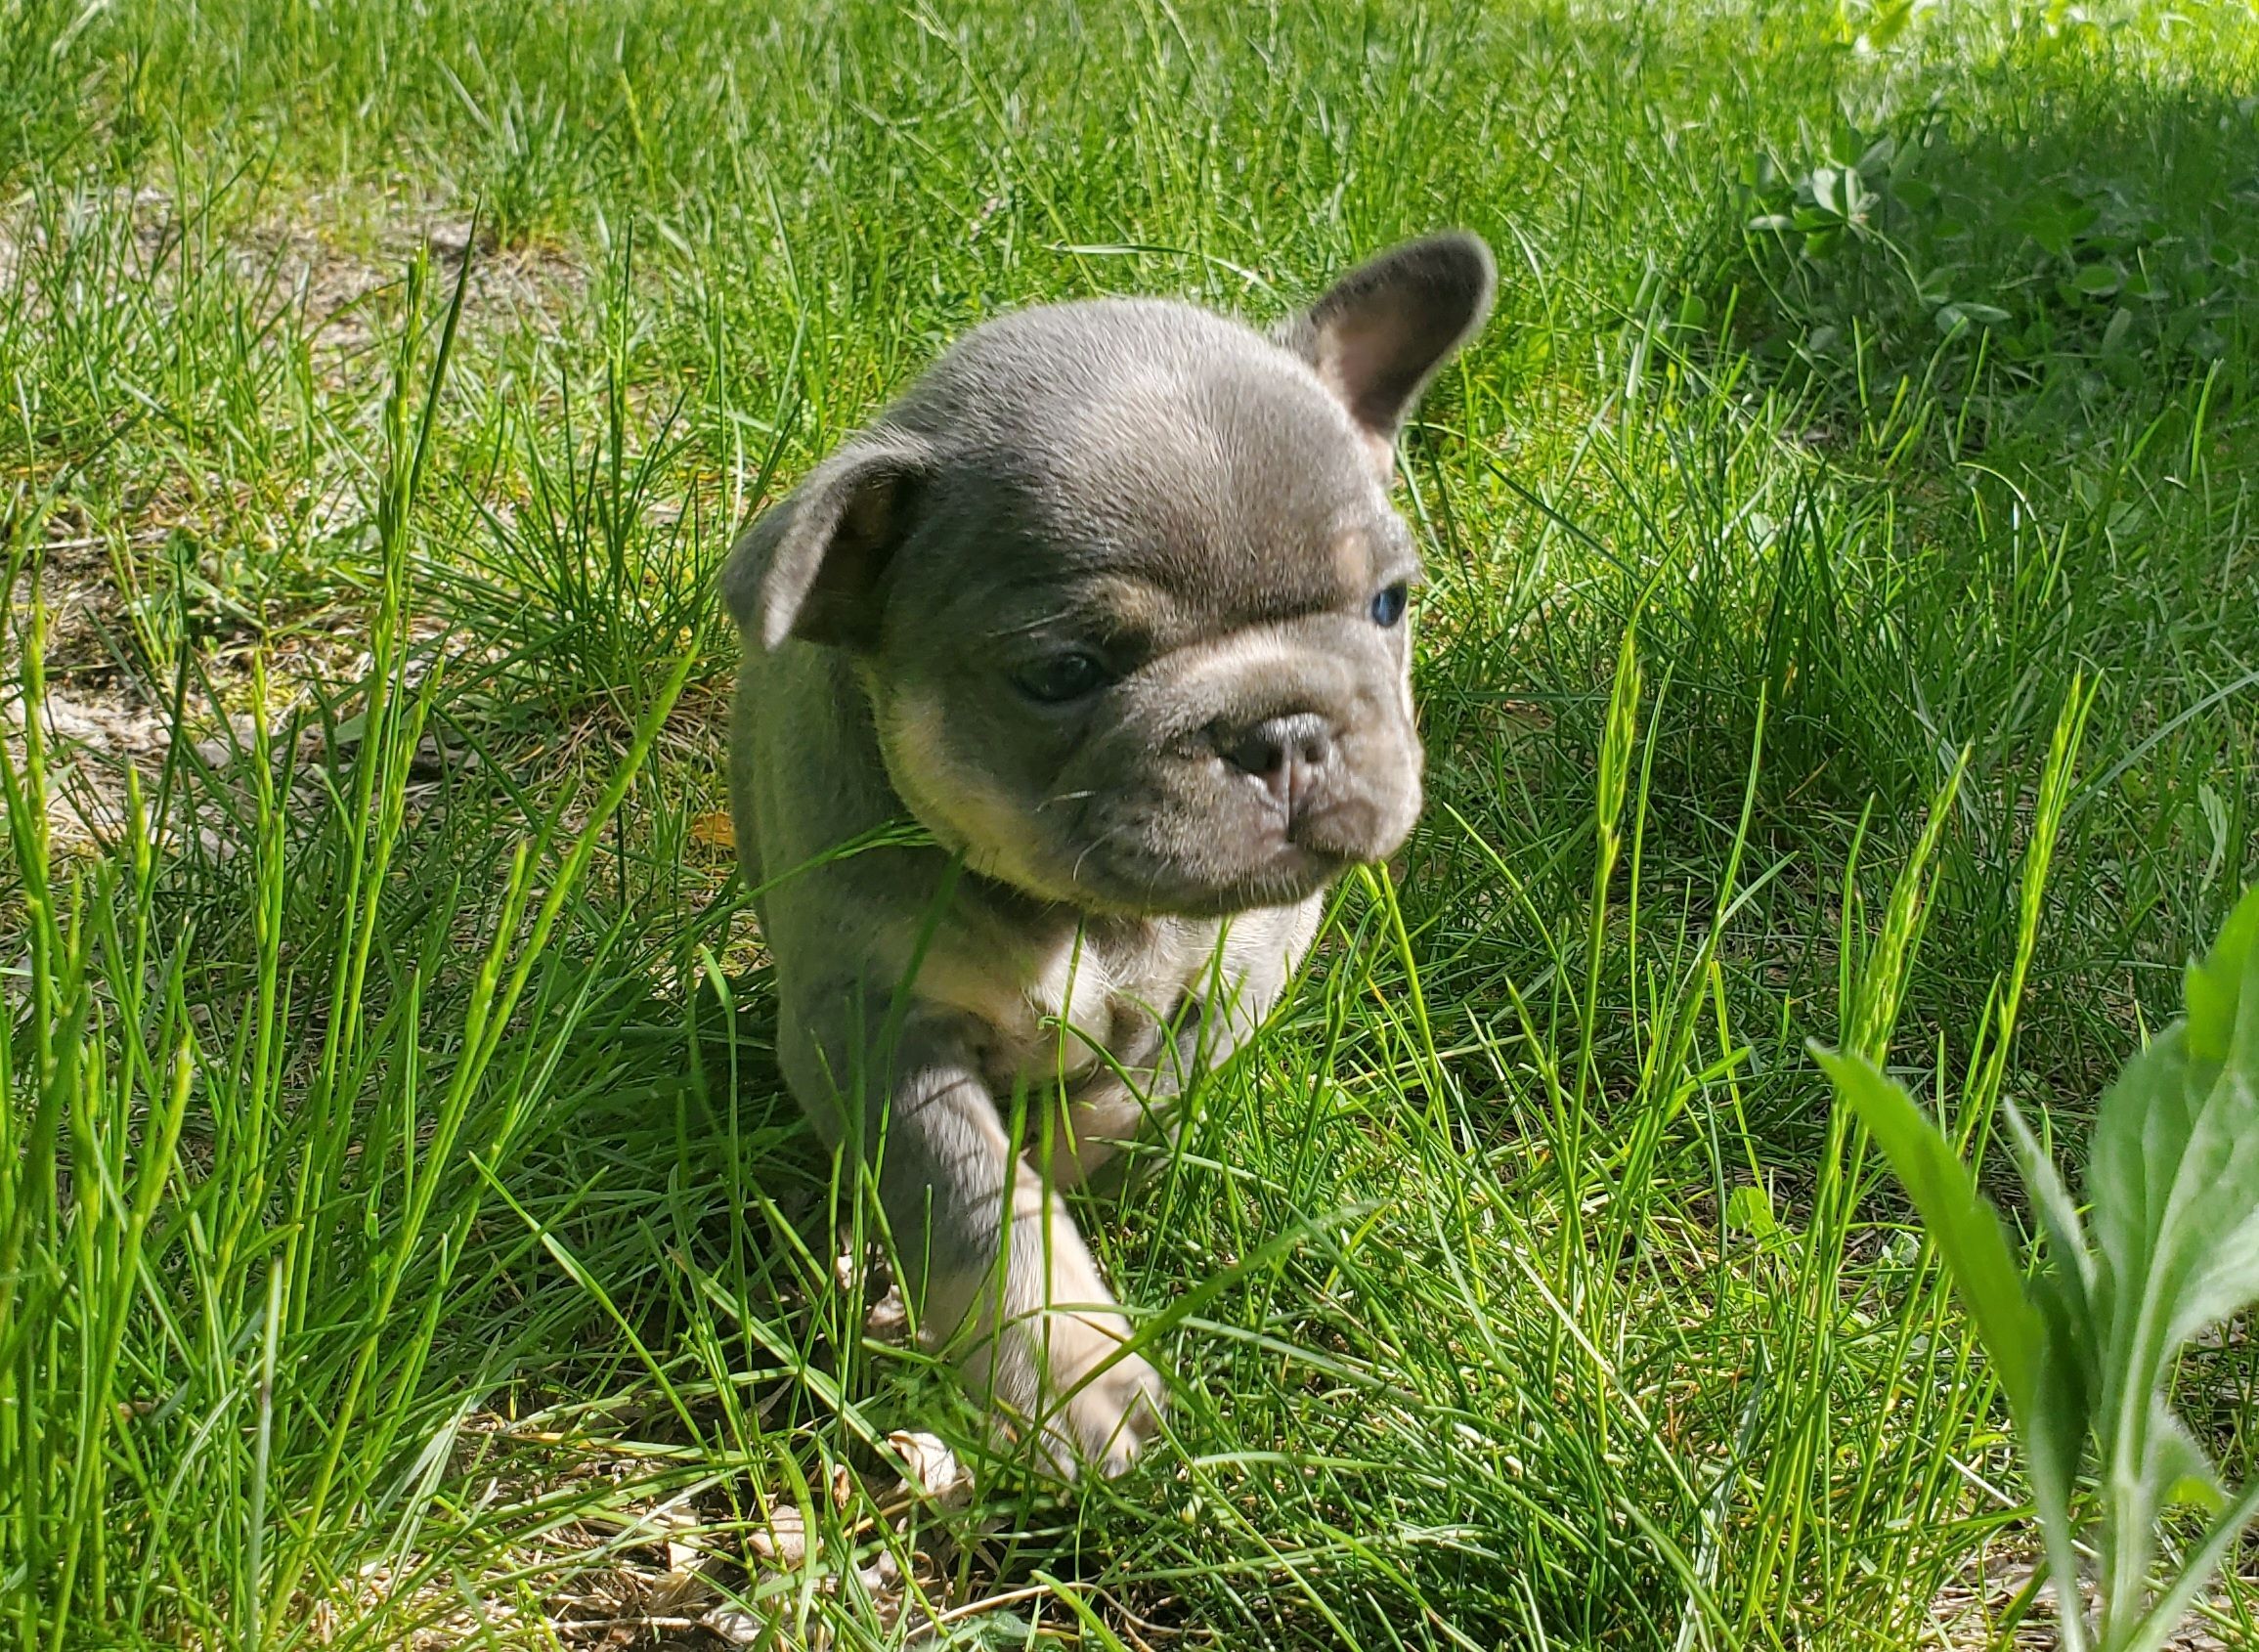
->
1027, 1309, 1166, 1480
953, 1252, 1167, 1480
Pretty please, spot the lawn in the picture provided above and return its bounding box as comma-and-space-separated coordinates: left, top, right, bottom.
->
3, 0, 2256, 1645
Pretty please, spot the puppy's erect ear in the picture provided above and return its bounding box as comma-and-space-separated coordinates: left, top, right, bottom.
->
720, 431, 934, 652
1277, 232, 1496, 474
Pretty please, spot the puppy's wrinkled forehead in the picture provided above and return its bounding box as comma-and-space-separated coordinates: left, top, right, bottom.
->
896, 300, 1408, 630
721, 232, 1492, 659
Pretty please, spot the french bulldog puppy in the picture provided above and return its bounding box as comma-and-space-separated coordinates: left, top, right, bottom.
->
722, 233, 1494, 1478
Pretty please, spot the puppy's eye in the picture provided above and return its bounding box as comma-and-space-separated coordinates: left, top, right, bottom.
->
1014, 651, 1109, 704
1370, 582, 1410, 628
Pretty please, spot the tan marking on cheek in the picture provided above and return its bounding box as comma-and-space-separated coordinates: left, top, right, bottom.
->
879, 691, 1092, 903
884, 694, 1027, 858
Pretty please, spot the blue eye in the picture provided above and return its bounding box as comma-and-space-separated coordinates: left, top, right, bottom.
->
1370, 582, 1409, 627
1015, 651, 1109, 704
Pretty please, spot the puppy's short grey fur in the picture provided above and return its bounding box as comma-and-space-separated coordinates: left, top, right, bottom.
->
723, 234, 1494, 1477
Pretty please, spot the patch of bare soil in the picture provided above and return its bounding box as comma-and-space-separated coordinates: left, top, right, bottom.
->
1928, 1533, 2255, 1649
234, 197, 588, 390
294, 1269, 1042, 1652
1, 179, 592, 856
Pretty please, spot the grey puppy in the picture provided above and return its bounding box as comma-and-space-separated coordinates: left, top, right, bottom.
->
722, 233, 1494, 1477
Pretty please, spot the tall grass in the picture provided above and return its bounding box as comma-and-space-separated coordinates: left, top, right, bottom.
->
2, 253, 709, 1644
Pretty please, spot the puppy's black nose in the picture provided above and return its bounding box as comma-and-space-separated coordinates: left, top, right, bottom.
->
1221, 713, 1334, 817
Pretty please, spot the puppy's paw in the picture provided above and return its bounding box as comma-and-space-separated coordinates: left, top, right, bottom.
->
956, 1265, 1167, 1479
930, 1186, 1168, 1480
1027, 1309, 1166, 1480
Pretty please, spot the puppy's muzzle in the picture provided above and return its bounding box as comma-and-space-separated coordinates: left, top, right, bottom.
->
1217, 712, 1334, 822
1210, 707, 1411, 864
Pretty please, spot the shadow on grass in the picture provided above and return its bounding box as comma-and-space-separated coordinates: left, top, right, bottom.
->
1612, 39, 2259, 1076
1703, 41, 2259, 451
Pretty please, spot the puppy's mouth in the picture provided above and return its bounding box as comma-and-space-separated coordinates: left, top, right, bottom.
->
1051, 781, 1417, 917
871, 677, 1419, 917
931, 781, 1411, 918
1117, 843, 1350, 918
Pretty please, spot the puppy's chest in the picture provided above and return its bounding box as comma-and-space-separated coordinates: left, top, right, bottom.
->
920, 915, 1216, 1092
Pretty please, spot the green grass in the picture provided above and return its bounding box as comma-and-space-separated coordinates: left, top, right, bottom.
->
2, 0, 2256, 1645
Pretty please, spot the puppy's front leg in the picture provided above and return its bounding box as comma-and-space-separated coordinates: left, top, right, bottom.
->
862, 1010, 1165, 1477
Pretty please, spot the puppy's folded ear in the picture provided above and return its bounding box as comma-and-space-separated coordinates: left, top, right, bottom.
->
721, 431, 934, 651
1277, 232, 1496, 475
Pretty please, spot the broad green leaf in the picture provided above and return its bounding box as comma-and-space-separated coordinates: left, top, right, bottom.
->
2032, 1328, 2096, 1652
1865, 0, 1915, 48
2122, 1477, 2259, 1652
2087, 1024, 2202, 1625
2161, 916, 2259, 1349
2184, 883, 2259, 1065
2084, 884, 2259, 1642
2026, 1282, 2096, 1652
2004, 1080, 2100, 1632
2145, 1401, 2223, 1514
1809, 165, 1844, 219
2072, 263, 2123, 297
2087, 1030, 2197, 1368
1813, 1047, 2043, 1417
1724, 1182, 1778, 1237
2091, 891, 2259, 1366
1897, 178, 1939, 212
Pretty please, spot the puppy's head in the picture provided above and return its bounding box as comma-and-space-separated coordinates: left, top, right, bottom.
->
726, 234, 1495, 915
